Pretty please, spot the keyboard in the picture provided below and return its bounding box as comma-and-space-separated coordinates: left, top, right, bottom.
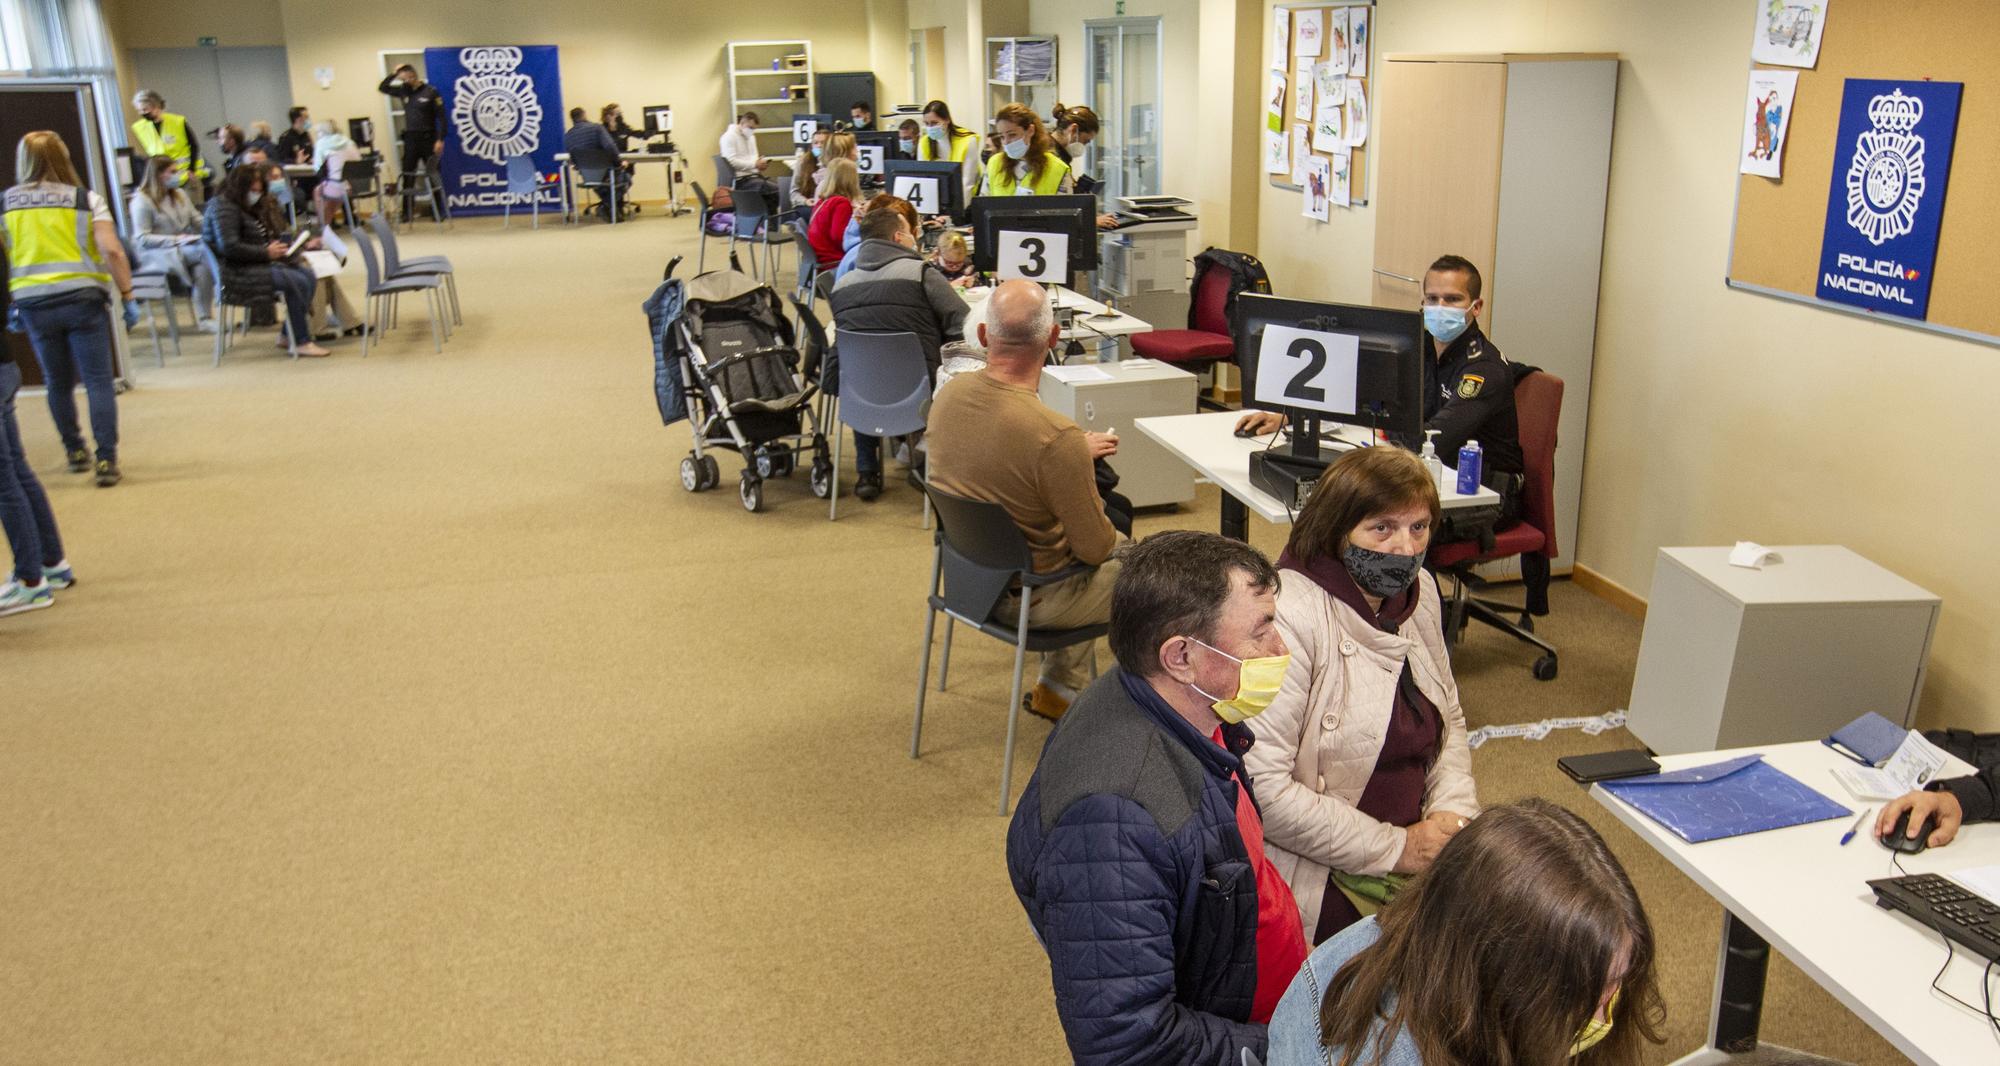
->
1868, 872, 2000, 963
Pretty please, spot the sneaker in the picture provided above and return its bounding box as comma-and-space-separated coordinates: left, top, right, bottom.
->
197, 318, 219, 334
42, 560, 74, 590
94, 459, 121, 487
1025, 682, 1074, 722
0, 579, 54, 617
854, 471, 883, 501
66, 448, 90, 472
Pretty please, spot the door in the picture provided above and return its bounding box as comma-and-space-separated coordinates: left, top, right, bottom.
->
130, 46, 295, 179
1085, 18, 1162, 204
1368, 59, 1506, 312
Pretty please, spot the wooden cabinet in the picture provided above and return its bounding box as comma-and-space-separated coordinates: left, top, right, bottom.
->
1369, 54, 1618, 572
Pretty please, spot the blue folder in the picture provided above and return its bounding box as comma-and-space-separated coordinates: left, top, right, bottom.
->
1601, 754, 1851, 844
1823, 711, 1906, 767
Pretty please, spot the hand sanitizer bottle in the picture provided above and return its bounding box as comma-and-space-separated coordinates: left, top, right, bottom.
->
1419, 430, 1445, 491
1455, 440, 1483, 496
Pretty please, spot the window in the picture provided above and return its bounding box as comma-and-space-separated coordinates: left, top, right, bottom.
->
0, 0, 126, 146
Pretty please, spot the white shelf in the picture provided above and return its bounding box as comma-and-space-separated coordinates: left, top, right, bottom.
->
737, 98, 795, 106
729, 39, 813, 141
732, 69, 802, 76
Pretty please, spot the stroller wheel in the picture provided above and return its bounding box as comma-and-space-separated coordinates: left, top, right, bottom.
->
809, 459, 833, 499
753, 446, 775, 479
739, 473, 764, 513
679, 456, 701, 493
769, 443, 796, 477
698, 455, 721, 490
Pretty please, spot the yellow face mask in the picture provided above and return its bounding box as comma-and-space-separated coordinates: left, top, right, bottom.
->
1187, 637, 1290, 724
1570, 989, 1619, 1057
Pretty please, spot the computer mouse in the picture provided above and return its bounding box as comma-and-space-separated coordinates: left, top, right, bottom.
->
1233, 424, 1257, 439
1882, 809, 1938, 854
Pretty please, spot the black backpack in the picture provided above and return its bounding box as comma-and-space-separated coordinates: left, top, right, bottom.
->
1188, 247, 1273, 331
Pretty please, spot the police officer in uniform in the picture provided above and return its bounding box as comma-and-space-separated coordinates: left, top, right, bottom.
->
129, 90, 210, 205
377, 64, 447, 223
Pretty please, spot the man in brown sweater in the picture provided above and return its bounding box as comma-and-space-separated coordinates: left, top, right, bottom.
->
928, 280, 1124, 720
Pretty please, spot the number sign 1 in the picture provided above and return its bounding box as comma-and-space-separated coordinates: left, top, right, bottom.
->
1253, 324, 1360, 416
857, 145, 885, 176
995, 230, 1069, 282
891, 175, 940, 215
792, 119, 818, 147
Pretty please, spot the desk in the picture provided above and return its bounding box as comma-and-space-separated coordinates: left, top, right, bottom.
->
281, 163, 316, 178
552, 151, 685, 220
956, 284, 1152, 345
1134, 411, 1500, 539
1592, 741, 1998, 1066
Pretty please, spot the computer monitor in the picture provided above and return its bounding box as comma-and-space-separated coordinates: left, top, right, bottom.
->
883, 159, 965, 219
1234, 293, 1425, 455
348, 117, 374, 148
851, 130, 898, 177
790, 113, 832, 149
642, 105, 673, 135
967, 194, 1100, 279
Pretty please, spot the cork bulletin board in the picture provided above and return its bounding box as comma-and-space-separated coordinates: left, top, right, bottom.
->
1725, 1, 1999, 345
1267, 1, 1373, 207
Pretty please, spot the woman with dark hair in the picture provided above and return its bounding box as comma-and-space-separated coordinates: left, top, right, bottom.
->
982, 102, 1071, 197
601, 103, 641, 151
1243, 445, 1479, 944
129, 154, 217, 331
1049, 102, 1120, 227
916, 99, 980, 204
201, 164, 330, 357
1267, 799, 1667, 1065
257, 161, 360, 340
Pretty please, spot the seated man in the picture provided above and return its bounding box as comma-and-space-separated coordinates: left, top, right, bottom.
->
1877, 728, 2000, 849
564, 107, 631, 219
927, 279, 1121, 720
1006, 530, 1305, 1065
828, 195, 965, 502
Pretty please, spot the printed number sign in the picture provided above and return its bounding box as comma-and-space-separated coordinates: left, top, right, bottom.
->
1253, 324, 1359, 415
857, 145, 885, 176
891, 175, 940, 215
995, 230, 1069, 282
792, 119, 818, 147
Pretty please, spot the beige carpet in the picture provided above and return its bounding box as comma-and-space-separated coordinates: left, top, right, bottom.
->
0, 214, 1908, 1064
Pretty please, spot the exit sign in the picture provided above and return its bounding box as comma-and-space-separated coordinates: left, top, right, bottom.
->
197, 36, 217, 47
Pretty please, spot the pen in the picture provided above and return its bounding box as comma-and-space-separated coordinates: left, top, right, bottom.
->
1839, 808, 1871, 846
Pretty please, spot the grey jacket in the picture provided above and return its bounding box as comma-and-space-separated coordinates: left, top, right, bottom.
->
1266, 917, 1422, 1066
828, 239, 966, 374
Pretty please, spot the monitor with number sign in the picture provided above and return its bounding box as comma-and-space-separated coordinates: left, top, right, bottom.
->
791, 113, 832, 148
642, 106, 674, 135
967, 195, 1100, 278
883, 160, 965, 219
1233, 293, 1424, 454
852, 130, 898, 177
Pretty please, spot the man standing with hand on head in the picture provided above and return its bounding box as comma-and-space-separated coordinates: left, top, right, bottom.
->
377, 64, 446, 222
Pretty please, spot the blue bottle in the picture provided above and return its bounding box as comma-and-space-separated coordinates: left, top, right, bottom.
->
1455, 440, 1483, 496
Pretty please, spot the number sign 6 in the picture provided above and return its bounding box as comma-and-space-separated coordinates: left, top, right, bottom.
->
1252, 324, 1360, 416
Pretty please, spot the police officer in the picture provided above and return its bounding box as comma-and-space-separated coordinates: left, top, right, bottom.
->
3, 131, 136, 487
377, 64, 447, 222
129, 89, 210, 205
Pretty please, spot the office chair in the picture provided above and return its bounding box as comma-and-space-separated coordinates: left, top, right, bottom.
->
338, 158, 384, 230
912, 485, 1107, 815
1130, 263, 1235, 407
569, 145, 626, 224
1427, 370, 1565, 680
501, 155, 561, 228
826, 330, 931, 524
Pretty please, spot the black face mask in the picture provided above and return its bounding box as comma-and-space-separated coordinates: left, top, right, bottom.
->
1343, 543, 1426, 599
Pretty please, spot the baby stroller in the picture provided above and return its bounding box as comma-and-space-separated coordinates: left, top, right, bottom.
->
646, 257, 831, 512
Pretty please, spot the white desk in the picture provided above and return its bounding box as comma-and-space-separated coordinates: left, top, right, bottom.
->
1134, 410, 1501, 539
956, 284, 1151, 343
1592, 740, 1998, 1066
552, 151, 686, 220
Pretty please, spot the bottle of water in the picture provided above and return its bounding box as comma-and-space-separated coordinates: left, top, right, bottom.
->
1456, 440, 1483, 496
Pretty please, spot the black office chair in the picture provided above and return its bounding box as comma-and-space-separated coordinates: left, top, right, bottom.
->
728, 181, 792, 281
569, 145, 627, 224
338, 157, 383, 230
912, 486, 1107, 815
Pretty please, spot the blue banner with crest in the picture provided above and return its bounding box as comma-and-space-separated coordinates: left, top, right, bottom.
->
1815, 79, 1962, 321
424, 45, 565, 216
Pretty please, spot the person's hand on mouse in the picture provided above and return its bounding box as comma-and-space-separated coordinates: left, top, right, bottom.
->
1234, 411, 1284, 436
1876, 788, 1963, 848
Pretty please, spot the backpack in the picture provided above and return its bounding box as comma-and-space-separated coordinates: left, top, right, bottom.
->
705, 211, 735, 236
1188, 247, 1273, 331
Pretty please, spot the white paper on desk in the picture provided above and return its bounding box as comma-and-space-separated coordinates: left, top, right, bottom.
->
1044, 365, 1113, 384
302, 250, 343, 279
1950, 864, 2000, 901
1728, 540, 1782, 569
1830, 730, 1949, 800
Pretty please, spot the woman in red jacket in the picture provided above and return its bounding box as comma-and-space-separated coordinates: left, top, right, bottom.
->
806, 157, 862, 268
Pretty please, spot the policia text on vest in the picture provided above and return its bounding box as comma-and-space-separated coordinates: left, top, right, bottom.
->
1, 185, 114, 304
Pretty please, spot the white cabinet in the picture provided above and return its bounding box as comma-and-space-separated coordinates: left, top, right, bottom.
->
1038, 359, 1198, 508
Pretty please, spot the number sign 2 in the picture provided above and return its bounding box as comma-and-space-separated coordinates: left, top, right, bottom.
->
995, 230, 1069, 281
891, 175, 940, 215
857, 145, 885, 176
1253, 324, 1360, 416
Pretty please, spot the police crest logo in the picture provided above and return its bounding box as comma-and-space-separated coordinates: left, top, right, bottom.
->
450, 47, 543, 166
1845, 88, 1926, 247
1457, 374, 1484, 400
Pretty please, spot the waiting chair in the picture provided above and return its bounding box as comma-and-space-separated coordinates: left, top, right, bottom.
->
827, 330, 930, 523
196, 239, 298, 365
365, 214, 461, 327
501, 155, 562, 228
790, 228, 823, 304
711, 153, 736, 192
1130, 262, 1235, 403
338, 158, 384, 230
691, 182, 720, 273
814, 270, 837, 304
787, 295, 837, 434
1427, 370, 1564, 680
728, 182, 792, 282
271, 174, 298, 229
352, 228, 447, 356
396, 159, 449, 228
912, 485, 1108, 815
569, 145, 626, 224
119, 235, 180, 366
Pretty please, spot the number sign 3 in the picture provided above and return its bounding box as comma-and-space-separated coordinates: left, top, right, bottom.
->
995, 230, 1069, 281
1253, 324, 1360, 416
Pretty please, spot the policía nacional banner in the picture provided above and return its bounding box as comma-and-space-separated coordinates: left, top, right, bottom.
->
1815, 79, 1962, 321
424, 45, 565, 216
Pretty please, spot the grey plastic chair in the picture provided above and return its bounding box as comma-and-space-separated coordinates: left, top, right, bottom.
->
352, 227, 446, 356
197, 238, 297, 365
365, 214, 460, 326
120, 235, 179, 366
827, 330, 930, 522
912, 485, 1107, 815
728, 182, 792, 282
787, 295, 836, 435
691, 181, 719, 273
501, 155, 561, 228
813, 269, 837, 304
790, 227, 820, 304
711, 152, 736, 191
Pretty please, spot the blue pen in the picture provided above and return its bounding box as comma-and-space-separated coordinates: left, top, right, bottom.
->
1839, 808, 1871, 846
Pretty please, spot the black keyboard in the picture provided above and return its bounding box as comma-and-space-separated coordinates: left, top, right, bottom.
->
1868, 872, 2000, 963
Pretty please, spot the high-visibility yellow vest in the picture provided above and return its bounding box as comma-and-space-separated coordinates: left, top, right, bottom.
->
918, 128, 980, 164
982, 152, 1070, 196
130, 112, 210, 180
1, 183, 112, 301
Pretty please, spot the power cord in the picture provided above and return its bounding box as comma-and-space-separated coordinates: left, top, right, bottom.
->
1893, 853, 2000, 1038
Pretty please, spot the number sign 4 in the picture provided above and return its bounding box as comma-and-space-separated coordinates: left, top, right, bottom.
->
996, 230, 1069, 282
1253, 324, 1360, 416
891, 175, 940, 215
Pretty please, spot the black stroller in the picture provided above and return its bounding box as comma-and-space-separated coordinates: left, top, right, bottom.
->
646, 258, 831, 512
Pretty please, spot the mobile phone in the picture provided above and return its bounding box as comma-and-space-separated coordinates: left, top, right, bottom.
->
1558, 749, 1660, 784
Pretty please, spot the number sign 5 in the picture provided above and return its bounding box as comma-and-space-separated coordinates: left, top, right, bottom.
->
1252, 324, 1360, 416
995, 230, 1069, 281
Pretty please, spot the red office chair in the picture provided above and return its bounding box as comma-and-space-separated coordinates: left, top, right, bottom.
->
1427, 370, 1564, 680
1130, 264, 1235, 371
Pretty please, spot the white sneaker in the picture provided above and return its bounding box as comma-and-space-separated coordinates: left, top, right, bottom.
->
197, 318, 220, 334
43, 560, 75, 589
0, 579, 54, 617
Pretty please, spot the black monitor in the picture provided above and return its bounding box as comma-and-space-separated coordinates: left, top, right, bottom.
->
851, 130, 898, 177
642, 105, 673, 135
1234, 293, 1425, 456
790, 113, 833, 149
348, 117, 374, 148
883, 159, 965, 218
967, 194, 1100, 277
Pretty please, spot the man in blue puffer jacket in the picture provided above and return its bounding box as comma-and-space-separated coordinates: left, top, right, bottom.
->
1007, 530, 1308, 1066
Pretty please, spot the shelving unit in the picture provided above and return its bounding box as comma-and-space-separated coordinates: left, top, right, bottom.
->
727, 40, 814, 163
986, 36, 1058, 119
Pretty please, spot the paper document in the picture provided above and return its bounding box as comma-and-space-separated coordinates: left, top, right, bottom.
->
1728, 540, 1782, 569
1044, 365, 1112, 384
302, 250, 343, 279
1829, 730, 1949, 800
286, 229, 314, 258
1950, 864, 2000, 901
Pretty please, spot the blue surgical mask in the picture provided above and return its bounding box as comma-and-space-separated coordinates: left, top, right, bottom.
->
1423, 305, 1470, 344
167, 171, 185, 188
899, 138, 915, 154
927, 124, 947, 142
1003, 137, 1029, 160
246, 190, 263, 206
811, 145, 823, 159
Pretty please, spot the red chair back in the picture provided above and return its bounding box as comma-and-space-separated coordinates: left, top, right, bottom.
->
1513, 370, 1564, 559
1190, 265, 1233, 335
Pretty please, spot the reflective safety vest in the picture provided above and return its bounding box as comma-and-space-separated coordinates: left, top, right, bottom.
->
982, 152, 1070, 196
130, 112, 210, 180
918, 128, 981, 165
1, 183, 112, 302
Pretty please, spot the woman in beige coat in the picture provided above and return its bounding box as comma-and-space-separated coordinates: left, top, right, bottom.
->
1244, 446, 1480, 944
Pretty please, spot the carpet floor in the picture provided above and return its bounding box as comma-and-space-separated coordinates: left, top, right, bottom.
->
0, 214, 1908, 1064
